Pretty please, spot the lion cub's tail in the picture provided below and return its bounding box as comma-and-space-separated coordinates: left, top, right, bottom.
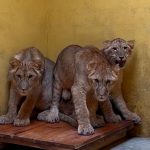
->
59, 113, 77, 128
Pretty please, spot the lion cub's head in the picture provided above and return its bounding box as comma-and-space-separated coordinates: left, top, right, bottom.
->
9, 47, 44, 96
87, 52, 119, 101
103, 38, 134, 68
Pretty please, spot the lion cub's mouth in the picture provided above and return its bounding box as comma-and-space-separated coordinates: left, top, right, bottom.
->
98, 96, 107, 101
115, 60, 126, 68
19, 90, 28, 96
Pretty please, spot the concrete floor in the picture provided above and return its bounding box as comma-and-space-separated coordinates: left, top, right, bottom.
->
110, 137, 150, 150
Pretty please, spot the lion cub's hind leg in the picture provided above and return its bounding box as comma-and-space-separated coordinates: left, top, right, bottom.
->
37, 79, 62, 123
37, 110, 50, 121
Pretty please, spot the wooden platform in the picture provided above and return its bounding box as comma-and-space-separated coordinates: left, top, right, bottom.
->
0, 120, 133, 150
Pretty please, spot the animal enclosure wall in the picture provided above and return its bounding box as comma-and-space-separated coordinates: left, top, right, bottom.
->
0, 0, 149, 136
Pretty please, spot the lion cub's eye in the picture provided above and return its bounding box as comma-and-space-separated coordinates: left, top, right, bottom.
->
95, 79, 99, 83
28, 75, 33, 79
123, 46, 128, 49
16, 74, 21, 79
113, 47, 117, 51
106, 80, 111, 84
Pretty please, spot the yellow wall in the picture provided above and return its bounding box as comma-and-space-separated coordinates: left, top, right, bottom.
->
0, 0, 149, 136
0, 0, 48, 113
47, 0, 150, 136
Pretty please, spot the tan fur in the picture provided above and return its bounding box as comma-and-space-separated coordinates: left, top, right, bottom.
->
0, 47, 55, 126
101, 38, 141, 123
38, 45, 119, 135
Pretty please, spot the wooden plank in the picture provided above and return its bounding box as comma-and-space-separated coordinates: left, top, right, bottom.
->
0, 120, 134, 150
0, 138, 73, 150
78, 130, 126, 150
0, 121, 45, 135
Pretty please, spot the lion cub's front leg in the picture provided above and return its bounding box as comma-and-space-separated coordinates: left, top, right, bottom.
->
111, 89, 141, 124
110, 75, 141, 124
71, 85, 94, 135
14, 94, 38, 126
90, 115, 105, 128
0, 88, 19, 124
86, 93, 105, 128
99, 99, 121, 123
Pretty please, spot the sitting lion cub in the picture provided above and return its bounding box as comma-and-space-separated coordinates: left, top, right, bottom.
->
38, 45, 119, 135
0, 47, 55, 126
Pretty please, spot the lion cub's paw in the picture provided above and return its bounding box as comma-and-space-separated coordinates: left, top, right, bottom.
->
46, 111, 59, 123
0, 115, 14, 124
78, 124, 94, 135
37, 110, 50, 121
14, 118, 30, 126
37, 109, 59, 123
90, 115, 105, 128
105, 114, 122, 123
124, 112, 141, 124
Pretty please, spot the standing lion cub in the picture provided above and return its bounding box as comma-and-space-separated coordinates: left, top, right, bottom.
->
38, 45, 119, 135
100, 38, 141, 124
0, 47, 78, 126
0, 47, 71, 126
0, 47, 54, 126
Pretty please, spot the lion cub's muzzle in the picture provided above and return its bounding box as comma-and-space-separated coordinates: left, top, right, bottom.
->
97, 95, 108, 101
95, 86, 109, 101
17, 80, 32, 96
96, 92, 108, 102
18, 89, 29, 96
115, 57, 126, 68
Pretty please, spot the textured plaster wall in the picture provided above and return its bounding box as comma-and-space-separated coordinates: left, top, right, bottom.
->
0, 0, 149, 136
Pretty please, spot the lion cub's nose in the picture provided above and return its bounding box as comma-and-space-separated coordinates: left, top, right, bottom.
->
119, 56, 124, 60
22, 88, 26, 91
21, 81, 28, 91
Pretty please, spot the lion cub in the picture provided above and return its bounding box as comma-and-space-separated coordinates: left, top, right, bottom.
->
38, 45, 119, 135
100, 38, 141, 123
0, 47, 55, 126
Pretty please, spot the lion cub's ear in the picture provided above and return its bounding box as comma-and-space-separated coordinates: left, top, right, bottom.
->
127, 40, 135, 49
31, 60, 44, 73
9, 57, 21, 70
107, 70, 118, 82
9, 58, 21, 80
103, 40, 112, 48
87, 61, 97, 79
